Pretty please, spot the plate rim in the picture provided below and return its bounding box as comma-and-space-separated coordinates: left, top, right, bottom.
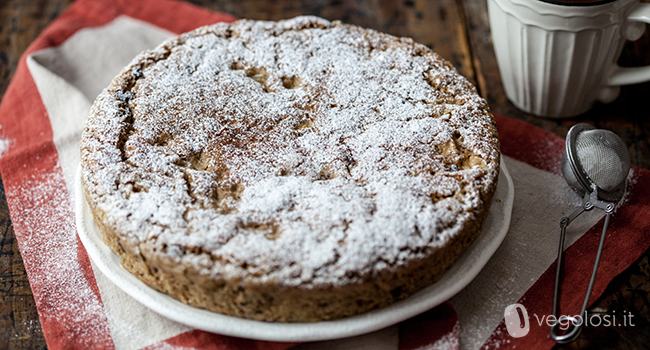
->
74, 158, 514, 342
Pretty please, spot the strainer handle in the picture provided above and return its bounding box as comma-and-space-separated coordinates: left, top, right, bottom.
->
551, 205, 586, 318
551, 210, 613, 344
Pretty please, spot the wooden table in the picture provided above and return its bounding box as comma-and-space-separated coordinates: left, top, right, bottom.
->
1, 0, 649, 348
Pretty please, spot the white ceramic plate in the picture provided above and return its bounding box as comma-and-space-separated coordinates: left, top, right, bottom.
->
75, 158, 514, 342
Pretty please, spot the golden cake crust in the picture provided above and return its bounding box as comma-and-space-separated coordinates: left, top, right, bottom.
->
80, 16, 500, 322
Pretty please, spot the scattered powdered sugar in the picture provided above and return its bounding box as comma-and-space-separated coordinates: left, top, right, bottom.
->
614, 167, 636, 213
0, 138, 13, 157
80, 16, 500, 287
428, 322, 460, 350
479, 325, 512, 350
11, 169, 112, 347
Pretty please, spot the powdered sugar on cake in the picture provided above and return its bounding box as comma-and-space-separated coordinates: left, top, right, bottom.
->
80, 16, 499, 287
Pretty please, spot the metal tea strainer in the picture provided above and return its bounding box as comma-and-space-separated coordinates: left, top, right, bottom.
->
550, 123, 631, 343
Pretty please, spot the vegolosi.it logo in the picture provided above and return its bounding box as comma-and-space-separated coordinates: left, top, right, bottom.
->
504, 303, 635, 338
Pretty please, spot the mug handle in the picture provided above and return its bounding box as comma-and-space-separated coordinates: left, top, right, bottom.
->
606, 3, 650, 87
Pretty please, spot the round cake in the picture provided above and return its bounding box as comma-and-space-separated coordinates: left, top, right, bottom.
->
80, 16, 500, 322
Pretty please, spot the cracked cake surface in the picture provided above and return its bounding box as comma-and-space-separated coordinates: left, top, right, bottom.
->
80, 16, 500, 321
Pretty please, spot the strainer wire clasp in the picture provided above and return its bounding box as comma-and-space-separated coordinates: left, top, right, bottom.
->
550, 190, 615, 344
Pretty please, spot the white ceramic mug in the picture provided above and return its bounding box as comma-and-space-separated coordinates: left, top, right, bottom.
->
488, 0, 650, 118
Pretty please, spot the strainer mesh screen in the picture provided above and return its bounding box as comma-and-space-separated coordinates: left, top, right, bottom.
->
575, 130, 630, 193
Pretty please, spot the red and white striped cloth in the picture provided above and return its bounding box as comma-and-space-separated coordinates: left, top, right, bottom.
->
1, 0, 649, 348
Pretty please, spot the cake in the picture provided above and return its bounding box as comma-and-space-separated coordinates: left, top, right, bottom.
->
80, 16, 500, 322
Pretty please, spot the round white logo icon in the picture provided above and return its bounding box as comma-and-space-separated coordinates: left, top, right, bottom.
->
504, 303, 530, 338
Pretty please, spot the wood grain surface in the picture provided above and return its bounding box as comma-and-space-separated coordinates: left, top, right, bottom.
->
0, 0, 649, 348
